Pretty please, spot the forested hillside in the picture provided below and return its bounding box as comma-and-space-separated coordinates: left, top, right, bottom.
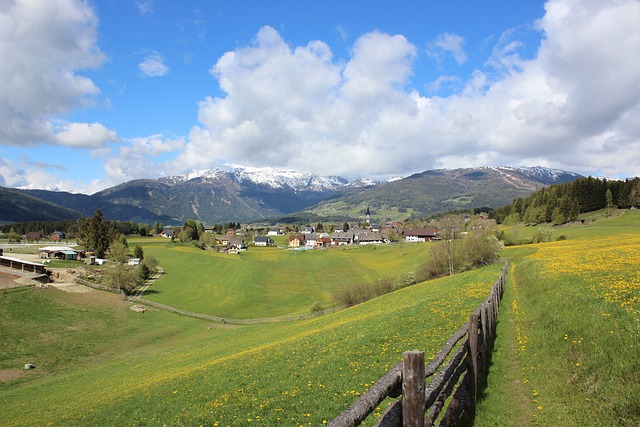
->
489, 176, 640, 224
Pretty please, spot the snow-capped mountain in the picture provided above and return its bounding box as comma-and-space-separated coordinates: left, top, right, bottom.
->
487, 166, 582, 184
6, 165, 584, 224
160, 165, 375, 192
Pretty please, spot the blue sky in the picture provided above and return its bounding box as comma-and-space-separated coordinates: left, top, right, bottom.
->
1, 0, 640, 194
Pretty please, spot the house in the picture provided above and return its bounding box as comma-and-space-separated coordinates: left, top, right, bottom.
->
50, 231, 66, 241
267, 228, 284, 236
227, 237, 244, 249
254, 236, 274, 247
300, 226, 314, 234
331, 231, 353, 246
304, 233, 318, 247
288, 234, 304, 247
316, 237, 332, 248
25, 232, 42, 242
160, 228, 178, 238
355, 230, 385, 245
128, 258, 141, 266
403, 226, 441, 242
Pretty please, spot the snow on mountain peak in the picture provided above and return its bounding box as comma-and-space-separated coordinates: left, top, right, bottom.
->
162, 165, 369, 191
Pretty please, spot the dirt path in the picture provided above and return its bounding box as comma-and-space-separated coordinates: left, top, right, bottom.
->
0, 271, 22, 289
133, 267, 164, 298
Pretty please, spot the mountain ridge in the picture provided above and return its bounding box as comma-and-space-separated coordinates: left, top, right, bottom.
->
2, 165, 583, 224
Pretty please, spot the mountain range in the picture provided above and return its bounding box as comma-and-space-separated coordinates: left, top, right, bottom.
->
0, 165, 582, 225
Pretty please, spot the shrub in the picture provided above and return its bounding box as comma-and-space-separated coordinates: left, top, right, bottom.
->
310, 301, 324, 313
419, 241, 452, 279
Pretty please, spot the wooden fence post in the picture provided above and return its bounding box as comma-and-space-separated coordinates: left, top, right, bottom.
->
486, 301, 494, 347
479, 302, 488, 374
402, 351, 425, 427
465, 313, 479, 420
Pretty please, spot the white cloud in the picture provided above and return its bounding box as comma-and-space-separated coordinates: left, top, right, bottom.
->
173, 1, 640, 180
54, 122, 119, 148
138, 51, 169, 77
0, 157, 77, 191
102, 134, 185, 185
0, 0, 112, 147
428, 33, 467, 65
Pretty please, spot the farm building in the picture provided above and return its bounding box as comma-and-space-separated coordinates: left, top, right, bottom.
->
38, 246, 83, 261
403, 227, 441, 242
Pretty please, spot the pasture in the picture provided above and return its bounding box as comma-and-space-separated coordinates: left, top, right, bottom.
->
1, 259, 503, 426
1, 209, 639, 426
137, 240, 427, 318
475, 210, 640, 426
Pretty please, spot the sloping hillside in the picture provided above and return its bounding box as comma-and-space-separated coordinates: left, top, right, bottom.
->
300, 166, 581, 222
0, 258, 503, 426
0, 187, 82, 222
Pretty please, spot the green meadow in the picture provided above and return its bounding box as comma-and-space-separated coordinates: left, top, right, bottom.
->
1, 258, 502, 426
138, 241, 427, 318
1, 210, 639, 426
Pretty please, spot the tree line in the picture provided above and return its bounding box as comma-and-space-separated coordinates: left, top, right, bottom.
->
489, 176, 640, 225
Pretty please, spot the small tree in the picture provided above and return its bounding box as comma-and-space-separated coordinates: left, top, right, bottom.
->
133, 244, 144, 260
106, 240, 134, 292
118, 234, 128, 248
606, 188, 614, 214
7, 227, 21, 243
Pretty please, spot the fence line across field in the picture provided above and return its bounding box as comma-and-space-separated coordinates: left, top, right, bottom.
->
329, 260, 508, 427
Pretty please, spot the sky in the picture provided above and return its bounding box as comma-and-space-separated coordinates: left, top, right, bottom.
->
1, 0, 640, 194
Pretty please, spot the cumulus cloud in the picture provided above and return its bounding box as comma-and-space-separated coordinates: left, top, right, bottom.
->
174, 0, 640, 180
54, 122, 119, 148
102, 134, 185, 185
0, 0, 117, 148
0, 157, 77, 191
138, 51, 169, 77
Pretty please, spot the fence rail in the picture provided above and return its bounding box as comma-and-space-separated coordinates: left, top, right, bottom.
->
329, 260, 508, 427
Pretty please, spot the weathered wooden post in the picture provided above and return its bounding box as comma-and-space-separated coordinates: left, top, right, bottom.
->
402, 351, 425, 427
479, 302, 488, 374
486, 301, 494, 347
466, 312, 479, 420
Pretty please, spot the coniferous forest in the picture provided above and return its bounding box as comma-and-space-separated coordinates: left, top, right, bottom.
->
489, 176, 640, 225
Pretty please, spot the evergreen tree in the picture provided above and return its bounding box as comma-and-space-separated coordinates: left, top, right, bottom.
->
77, 209, 118, 258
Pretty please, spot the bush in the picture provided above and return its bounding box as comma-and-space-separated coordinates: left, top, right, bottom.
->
533, 227, 553, 243
419, 241, 452, 279
463, 230, 504, 267
310, 302, 324, 313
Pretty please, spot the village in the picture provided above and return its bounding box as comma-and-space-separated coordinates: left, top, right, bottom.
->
158, 208, 444, 254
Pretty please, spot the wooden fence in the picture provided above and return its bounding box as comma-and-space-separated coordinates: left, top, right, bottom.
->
329, 260, 508, 427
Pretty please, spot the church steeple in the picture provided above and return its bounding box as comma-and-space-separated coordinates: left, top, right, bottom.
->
365, 205, 371, 227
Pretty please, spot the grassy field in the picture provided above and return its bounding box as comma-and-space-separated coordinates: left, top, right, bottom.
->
1, 210, 639, 426
475, 210, 640, 426
137, 240, 428, 318
0, 260, 503, 426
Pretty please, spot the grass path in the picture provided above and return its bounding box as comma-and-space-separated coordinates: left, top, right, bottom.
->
474, 261, 534, 426
475, 213, 640, 426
